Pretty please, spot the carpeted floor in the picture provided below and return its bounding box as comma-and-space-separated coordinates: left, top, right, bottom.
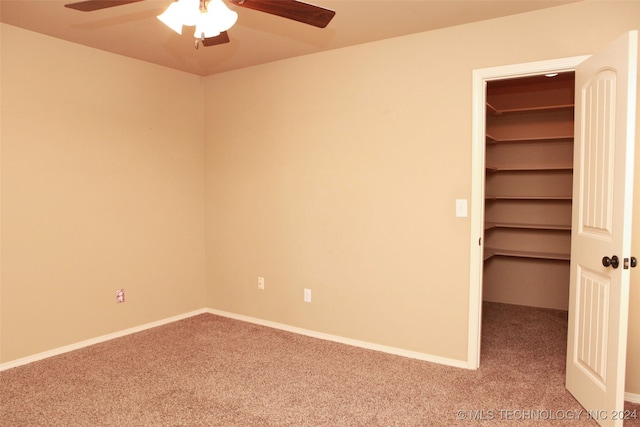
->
1, 302, 639, 426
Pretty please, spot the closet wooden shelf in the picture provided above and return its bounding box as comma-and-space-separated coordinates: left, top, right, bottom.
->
486, 102, 574, 116
486, 165, 573, 172
485, 195, 572, 201
484, 247, 570, 261
485, 222, 571, 231
486, 134, 573, 144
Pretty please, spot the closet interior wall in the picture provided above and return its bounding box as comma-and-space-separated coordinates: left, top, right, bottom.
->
483, 73, 575, 311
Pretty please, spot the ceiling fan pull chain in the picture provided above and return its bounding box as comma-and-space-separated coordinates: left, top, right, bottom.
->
195, 32, 206, 49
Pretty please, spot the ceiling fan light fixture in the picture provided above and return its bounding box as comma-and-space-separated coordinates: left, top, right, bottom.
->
157, 1, 186, 34
157, 0, 201, 33
194, 0, 238, 38
158, 0, 237, 39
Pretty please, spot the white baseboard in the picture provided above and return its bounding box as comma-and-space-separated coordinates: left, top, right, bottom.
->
3, 307, 639, 404
626, 392, 640, 404
0, 309, 209, 372
205, 308, 470, 369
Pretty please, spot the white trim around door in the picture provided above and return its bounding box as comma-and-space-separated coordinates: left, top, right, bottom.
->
467, 55, 590, 369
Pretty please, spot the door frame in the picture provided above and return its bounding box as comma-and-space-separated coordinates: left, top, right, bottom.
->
467, 55, 589, 369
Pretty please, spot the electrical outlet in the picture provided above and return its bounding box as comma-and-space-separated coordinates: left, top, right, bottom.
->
116, 289, 125, 303
304, 288, 311, 303
258, 276, 265, 290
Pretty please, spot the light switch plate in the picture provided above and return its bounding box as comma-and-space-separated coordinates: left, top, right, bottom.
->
456, 199, 468, 217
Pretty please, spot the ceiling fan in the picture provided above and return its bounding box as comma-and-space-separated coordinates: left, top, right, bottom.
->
64, 0, 336, 48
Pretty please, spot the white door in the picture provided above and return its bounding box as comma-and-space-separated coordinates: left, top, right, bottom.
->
566, 30, 638, 427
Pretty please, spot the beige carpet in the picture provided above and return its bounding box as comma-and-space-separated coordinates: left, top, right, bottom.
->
1, 302, 639, 426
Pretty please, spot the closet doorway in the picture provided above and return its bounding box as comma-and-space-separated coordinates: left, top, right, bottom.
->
482, 72, 575, 310
467, 56, 588, 369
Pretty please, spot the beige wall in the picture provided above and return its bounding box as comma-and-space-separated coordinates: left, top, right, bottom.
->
203, 1, 640, 394
1, 0, 639, 397
0, 25, 207, 362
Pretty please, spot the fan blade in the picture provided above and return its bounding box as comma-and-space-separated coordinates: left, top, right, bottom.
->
64, 0, 146, 12
230, 0, 335, 28
202, 31, 231, 47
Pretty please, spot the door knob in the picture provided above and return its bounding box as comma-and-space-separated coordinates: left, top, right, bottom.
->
625, 256, 638, 269
602, 255, 620, 269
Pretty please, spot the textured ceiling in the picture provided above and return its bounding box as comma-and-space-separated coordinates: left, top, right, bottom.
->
0, 0, 578, 76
